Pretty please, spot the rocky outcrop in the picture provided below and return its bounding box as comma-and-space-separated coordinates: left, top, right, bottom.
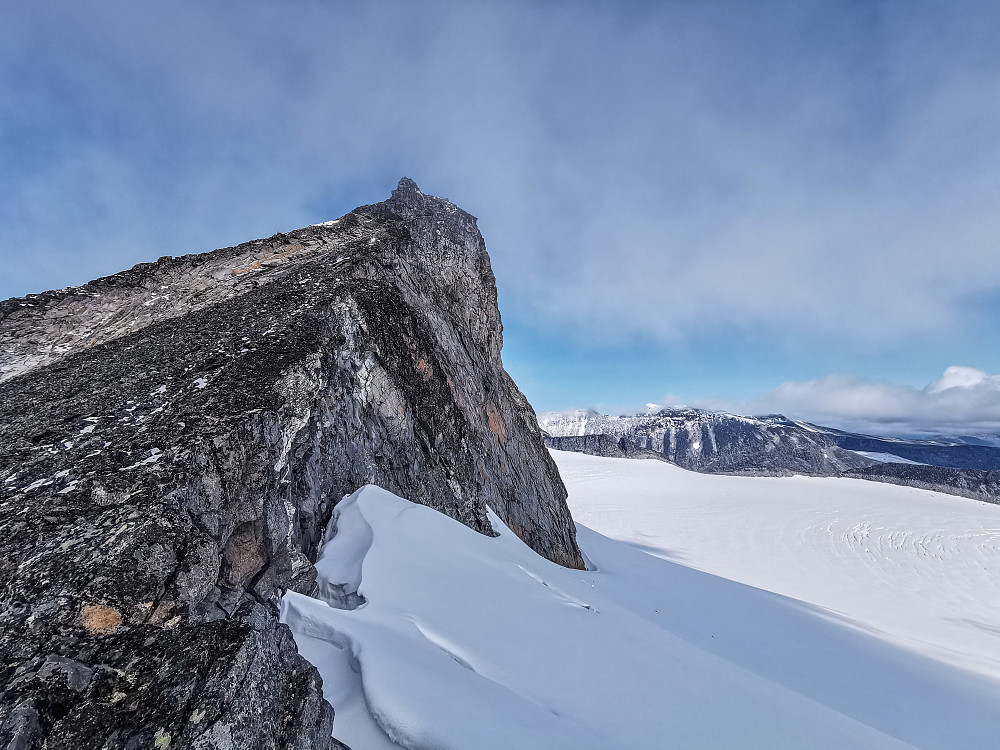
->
0, 179, 582, 748
844, 463, 1000, 505
543, 434, 663, 461
543, 434, 628, 458
540, 408, 872, 476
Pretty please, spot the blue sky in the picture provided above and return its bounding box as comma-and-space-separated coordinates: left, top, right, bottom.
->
3, 1, 1000, 432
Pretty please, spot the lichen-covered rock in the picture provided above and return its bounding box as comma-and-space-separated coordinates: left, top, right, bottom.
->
0, 178, 582, 748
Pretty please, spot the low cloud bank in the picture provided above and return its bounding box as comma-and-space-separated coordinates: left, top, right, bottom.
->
701, 367, 1000, 437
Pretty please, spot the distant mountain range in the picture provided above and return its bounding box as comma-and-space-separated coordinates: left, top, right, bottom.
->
538, 407, 1000, 504
793, 424, 1000, 470
539, 407, 872, 475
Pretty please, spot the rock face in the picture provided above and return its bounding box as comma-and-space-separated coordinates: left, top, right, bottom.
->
540, 408, 871, 475
543, 434, 662, 461
0, 178, 583, 748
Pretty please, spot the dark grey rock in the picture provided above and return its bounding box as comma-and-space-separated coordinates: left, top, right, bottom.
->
544, 434, 663, 460
0, 178, 581, 748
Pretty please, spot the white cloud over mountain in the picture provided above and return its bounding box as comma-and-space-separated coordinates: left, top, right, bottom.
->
732, 366, 1000, 435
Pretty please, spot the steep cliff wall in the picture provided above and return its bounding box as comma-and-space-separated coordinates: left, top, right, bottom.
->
0, 179, 582, 748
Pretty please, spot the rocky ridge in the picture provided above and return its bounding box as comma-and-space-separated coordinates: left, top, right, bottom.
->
0, 179, 582, 748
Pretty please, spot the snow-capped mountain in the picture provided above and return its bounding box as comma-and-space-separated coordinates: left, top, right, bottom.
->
7, 173, 998, 749
539, 407, 873, 475
541, 407, 1000, 472
540, 407, 1000, 503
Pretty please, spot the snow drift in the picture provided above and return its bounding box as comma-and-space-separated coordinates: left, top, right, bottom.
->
283, 451, 1000, 749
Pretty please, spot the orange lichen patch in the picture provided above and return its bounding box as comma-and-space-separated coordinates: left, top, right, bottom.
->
236, 244, 305, 274
486, 403, 507, 444
416, 357, 433, 379
81, 604, 122, 634
265, 243, 303, 262
234, 260, 264, 275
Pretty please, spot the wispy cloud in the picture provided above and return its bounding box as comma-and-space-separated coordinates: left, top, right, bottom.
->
2, 1, 999, 366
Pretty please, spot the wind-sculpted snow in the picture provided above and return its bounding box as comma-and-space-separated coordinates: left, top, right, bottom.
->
282, 479, 1000, 749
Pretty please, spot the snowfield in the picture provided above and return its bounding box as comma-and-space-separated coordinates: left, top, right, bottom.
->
556, 451, 1000, 683
849, 449, 926, 464
282, 451, 1000, 749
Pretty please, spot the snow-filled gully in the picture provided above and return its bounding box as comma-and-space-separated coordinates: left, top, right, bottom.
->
283, 462, 1000, 749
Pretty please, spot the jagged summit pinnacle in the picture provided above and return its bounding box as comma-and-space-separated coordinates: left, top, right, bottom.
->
395, 176, 421, 194
389, 176, 422, 205
384, 177, 474, 221
387, 176, 436, 215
